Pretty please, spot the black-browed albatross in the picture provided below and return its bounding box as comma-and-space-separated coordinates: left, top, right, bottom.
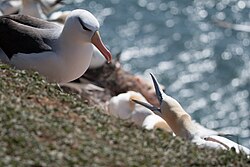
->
0, 9, 112, 83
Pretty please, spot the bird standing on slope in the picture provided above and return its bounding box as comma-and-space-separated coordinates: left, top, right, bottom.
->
8, 1, 106, 70
0, 9, 112, 83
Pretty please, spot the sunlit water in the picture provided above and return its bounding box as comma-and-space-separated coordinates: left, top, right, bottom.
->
63, 0, 250, 148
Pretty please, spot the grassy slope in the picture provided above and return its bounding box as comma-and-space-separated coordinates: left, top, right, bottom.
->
0, 63, 249, 167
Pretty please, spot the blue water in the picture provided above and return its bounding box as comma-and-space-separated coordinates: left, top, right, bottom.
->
63, 0, 250, 148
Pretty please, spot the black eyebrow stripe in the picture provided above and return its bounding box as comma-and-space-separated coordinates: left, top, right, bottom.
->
77, 17, 91, 31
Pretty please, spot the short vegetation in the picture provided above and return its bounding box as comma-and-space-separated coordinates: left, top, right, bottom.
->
0, 63, 249, 166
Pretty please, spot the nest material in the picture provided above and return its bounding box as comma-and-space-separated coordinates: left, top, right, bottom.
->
61, 60, 160, 109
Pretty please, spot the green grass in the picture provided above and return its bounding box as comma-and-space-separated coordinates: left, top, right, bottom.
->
0, 63, 249, 167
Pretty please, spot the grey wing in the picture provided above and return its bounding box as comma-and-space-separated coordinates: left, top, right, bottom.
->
4, 14, 61, 29
0, 15, 58, 59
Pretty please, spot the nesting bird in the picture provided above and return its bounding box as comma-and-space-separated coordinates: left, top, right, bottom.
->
106, 91, 172, 132
10, 0, 108, 70
133, 73, 250, 154
0, 9, 112, 83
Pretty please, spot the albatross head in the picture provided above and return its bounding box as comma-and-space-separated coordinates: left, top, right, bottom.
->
65, 9, 112, 63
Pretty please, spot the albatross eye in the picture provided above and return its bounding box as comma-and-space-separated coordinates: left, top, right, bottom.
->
78, 17, 91, 31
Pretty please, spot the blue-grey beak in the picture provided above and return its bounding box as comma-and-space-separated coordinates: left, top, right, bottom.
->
132, 99, 161, 113
150, 73, 163, 105
131, 73, 165, 114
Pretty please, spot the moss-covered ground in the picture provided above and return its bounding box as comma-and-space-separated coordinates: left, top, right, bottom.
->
0, 63, 249, 166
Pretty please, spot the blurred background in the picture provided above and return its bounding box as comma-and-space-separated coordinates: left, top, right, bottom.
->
63, 0, 250, 147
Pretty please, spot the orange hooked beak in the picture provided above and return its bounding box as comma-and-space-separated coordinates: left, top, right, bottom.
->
91, 31, 112, 63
